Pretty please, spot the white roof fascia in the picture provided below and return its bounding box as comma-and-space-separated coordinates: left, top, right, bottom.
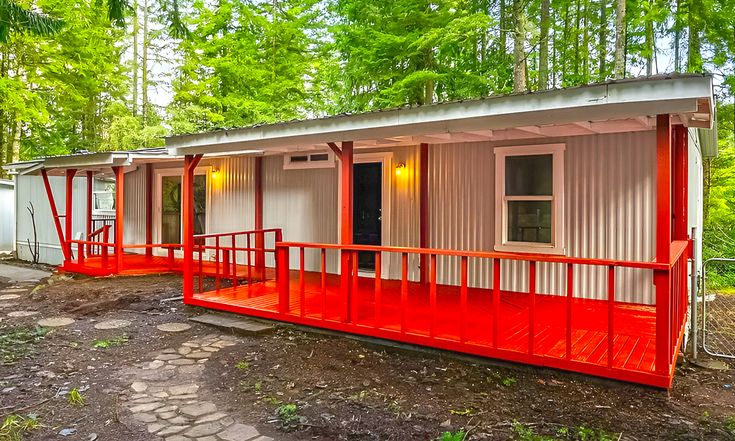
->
166, 76, 714, 156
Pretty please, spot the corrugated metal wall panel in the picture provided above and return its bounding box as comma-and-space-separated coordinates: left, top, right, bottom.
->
123, 166, 146, 246
428, 131, 657, 304
385, 146, 421, 280
0, 183, 14, 252
263, 155, 339, 272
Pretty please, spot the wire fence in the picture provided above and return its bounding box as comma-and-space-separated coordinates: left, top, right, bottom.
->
702, 258, 735, 359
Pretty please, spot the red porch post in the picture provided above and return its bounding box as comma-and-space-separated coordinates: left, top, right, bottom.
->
340, 141, 354, 322
145, 163, 153, 258
86, 171, 94, 255
41, 169, 71, 262
182, 154, 203, 302
673, 125, 689, 241
112, 166, 125, 272
65, 169, 77, 260
654, 114, 672, 376
254, 156, 265, 279
419, 143, 429, 284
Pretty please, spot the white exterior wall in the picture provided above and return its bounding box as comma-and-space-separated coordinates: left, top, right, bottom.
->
688, 129, 705, 273
0, 181, 14, 252
429, 131, 657, 304
14, 174, 89, 264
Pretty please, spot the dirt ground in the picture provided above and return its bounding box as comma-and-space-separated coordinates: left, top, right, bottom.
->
1, 263, 735, 441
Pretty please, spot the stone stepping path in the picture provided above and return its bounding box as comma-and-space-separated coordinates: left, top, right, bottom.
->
0, 294, 21, 301
120, 333, 275, 441
7, 310, 39, 318
37, 317, 76, 327
157, 322, 192, 333
94, 319, 131, 330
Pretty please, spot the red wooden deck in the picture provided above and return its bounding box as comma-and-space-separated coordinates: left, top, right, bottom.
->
187, 269, 669, 387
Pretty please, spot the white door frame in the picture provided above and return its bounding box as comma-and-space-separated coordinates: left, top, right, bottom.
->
337, 151, 393, 277
153, 166, 212, 257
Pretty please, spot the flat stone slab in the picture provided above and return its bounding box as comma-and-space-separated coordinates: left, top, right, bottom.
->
218, 423, 260, 441
0, 294, 21, 301
94, 319, 131, 330
189, 314, 273, 336
157, 322, 192, 333
37, 317, 75, 327
693, 359, 730, 371
7, 311, 39, 317
0, 264, 50, 283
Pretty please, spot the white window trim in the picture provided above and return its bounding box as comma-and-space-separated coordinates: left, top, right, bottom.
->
494, 143, 565, 255
283, 150, 336, 170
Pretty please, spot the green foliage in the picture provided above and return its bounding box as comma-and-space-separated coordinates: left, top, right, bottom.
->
235, 361, 250, 370
92, 335, 129, 348
67, 388, 85, 406
724, 415, 735, 435
0, 414, 40, 441
438, 430, 465, 441
512, 421, 616, 441
275, 403, 301, 428
0, 326, 49, 365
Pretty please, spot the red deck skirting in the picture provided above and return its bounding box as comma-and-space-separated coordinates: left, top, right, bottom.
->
187, 269, 673, 388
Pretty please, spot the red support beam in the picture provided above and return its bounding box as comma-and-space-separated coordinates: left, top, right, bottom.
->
656, 114, 672, 263
41, 169, 71, 262
112, 166, 125, 272
86, 171, 93, 256
419, 142, 429, 284
145, 163, 153, 258
654, 114, 673, 376
673, 125, 689, 241
340, 141, 354, 322
327, 142, 342, 160
254, 156, 265, 278
65, 169, 77, 260
182, 154, 203, 302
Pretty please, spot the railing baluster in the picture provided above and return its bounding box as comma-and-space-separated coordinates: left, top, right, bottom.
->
351, 250, 359, 324
246, 233, 252, 286
608, 265, 615, 368
566, 263, 573, 360
77, 242, 84, 265
231, 234, 237, 288
276, 244, 290, 314
374, 251, 382, 329
430, 254, 437, 338
401, 252, 408, 334
215, 236, 221, 290
198, 245, 203, 293
321, 248, 327, 320
299, 247, 305, 318
528, 261, 536, 355
460, 256, 468, 343
493, 258, 500, 349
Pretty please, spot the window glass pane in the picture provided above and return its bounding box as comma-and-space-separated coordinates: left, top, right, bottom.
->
161, 176, 182, 244
193, 175, 207, 235
507, 200, 552, 244
505, 154, 553, 196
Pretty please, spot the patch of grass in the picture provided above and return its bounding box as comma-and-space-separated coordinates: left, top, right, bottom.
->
512, 421, 616, 441
67, 388, 85, 406
0, 326, 49, 365
487, 370, 517, 387
0, 414, 40, 441
254, 381, 263, 392
449, 408, 474, 416
438, 430, 466, 441
387, 400, 402, 416
92, 335, 128, 348
276, 403, 301, 429
724, 416, 735, 435
261, 395, 281, 406
235, 361, 250, 370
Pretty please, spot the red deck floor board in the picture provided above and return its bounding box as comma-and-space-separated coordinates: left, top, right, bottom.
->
189, 269, 667, 385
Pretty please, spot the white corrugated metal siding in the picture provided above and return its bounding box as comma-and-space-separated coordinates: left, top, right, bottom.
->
0, 181, 14, 252
123, 166, 146, 246
428, 131, 657, 304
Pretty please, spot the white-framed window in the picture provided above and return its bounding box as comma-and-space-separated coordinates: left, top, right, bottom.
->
283, 151, 335, 170
494, 143, 565, 254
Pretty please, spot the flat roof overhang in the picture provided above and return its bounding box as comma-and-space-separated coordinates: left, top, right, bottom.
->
165, 75, 715, 156
2, 149, 180, 176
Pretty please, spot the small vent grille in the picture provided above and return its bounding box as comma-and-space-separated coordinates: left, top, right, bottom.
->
284, 151, 335, 170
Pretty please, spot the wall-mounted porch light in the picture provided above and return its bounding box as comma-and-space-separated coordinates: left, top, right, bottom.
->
211, 167, 220, 180
395, 162, 406, 177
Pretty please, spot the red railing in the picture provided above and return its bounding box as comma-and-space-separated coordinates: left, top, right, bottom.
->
193, 229, 282, 292
86, 225, 111, 256
271, 240, 691, 380
66, 239, 182, 272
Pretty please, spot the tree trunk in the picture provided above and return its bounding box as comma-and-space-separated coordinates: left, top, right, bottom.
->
512, 0, 526, 92
674, 0, 681, 72
687, 0, 702, 72
132, 0, 139, 117
9, 118, 21, 165
499, 0, 507, 56
645, 1, 653, 76
141, 0, 149, 128
613, 0, 626, 79
598, 0, 607, 80
538, 0, 550, 90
